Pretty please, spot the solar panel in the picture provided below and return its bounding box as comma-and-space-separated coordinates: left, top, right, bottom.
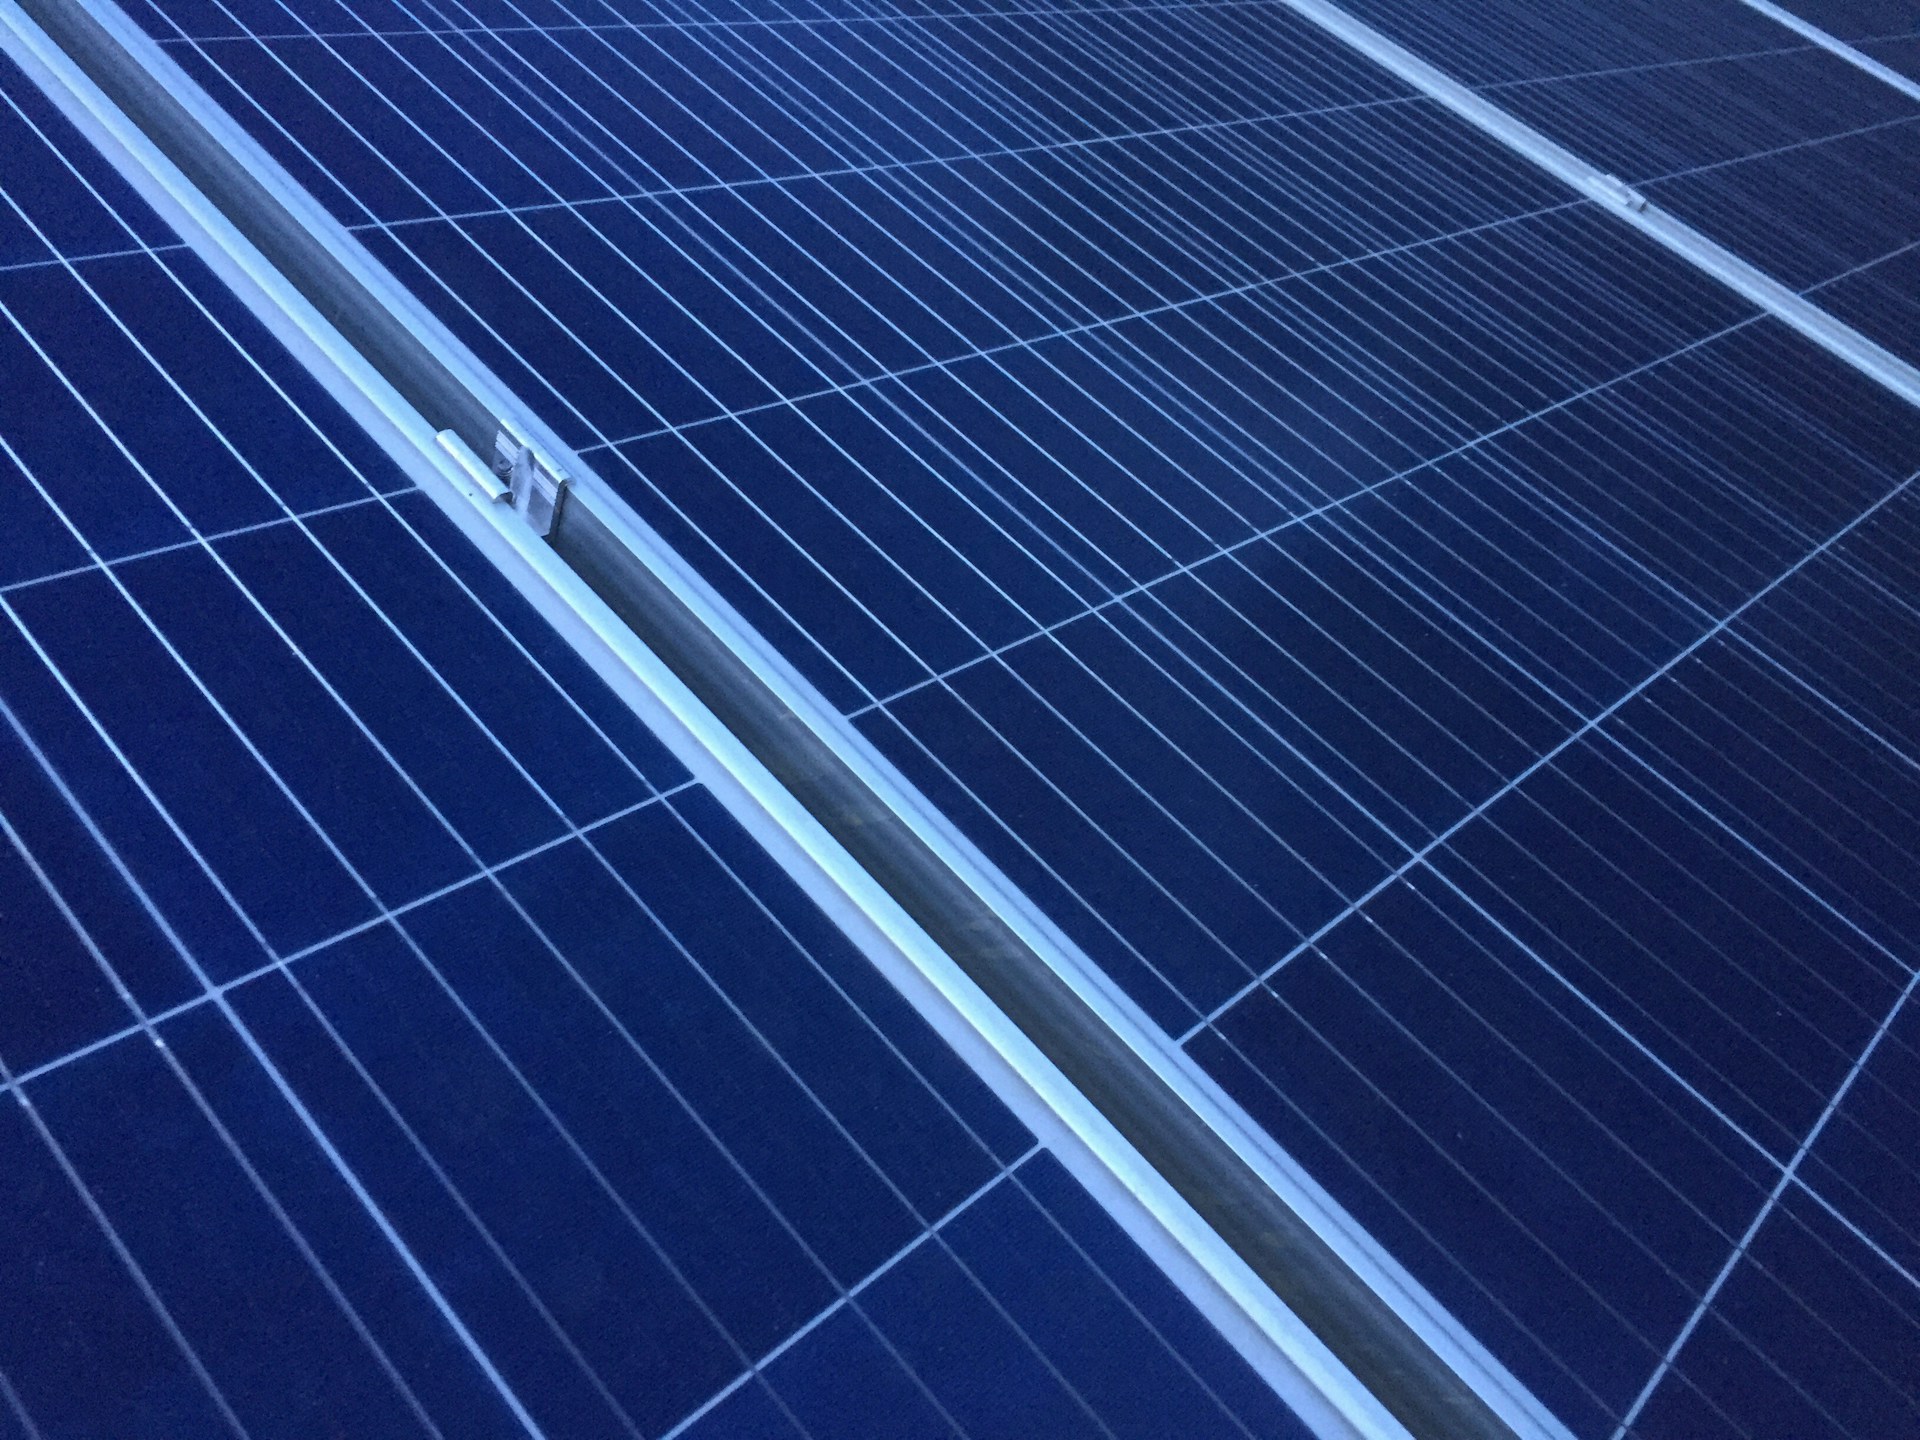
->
0, 51, 1316, 1440
5, 0, 1920, 1434
1313, 0, 1920, 370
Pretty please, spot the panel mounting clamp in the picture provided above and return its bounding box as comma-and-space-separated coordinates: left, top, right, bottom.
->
1594, 174, 1649, 213
494, 423, 568, 538
432, 428, 511, 503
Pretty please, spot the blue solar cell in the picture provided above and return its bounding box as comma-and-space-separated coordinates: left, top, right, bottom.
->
112, 248, 404, 503
1775, 0, 1920, 42
213, 520, 573, 866
161, 1001, 533, 1440
1800, 997, 1920, 1281
0, 1101, 239, 1439
938, 1160, 1306, 1440
0, 61, 174, 259
1629, 1188, 1920, 1439
222, 963, 644, 1437
767, 1303, 975, 1439
0, 776, 138, 1074
0, 272, 197, 560
1610, 642, 1920, 967
10, 566, 385, 953
0, 718, 200, 1022
1435, 745, 1898, 1154
397, 876, 841, 1361
302, 497, 673, 824
277, 924, 755, 1435
1736, 491, 1920, 756
31, 1032, 457, 1440
860, 1229, 1115, 1440
0, 446, 90, 590
0, 614, 277, 985
490, 832, 938, 1292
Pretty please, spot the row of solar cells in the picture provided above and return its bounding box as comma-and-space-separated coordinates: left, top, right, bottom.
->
0, 57, 1310, 1440
9, 0, 1920, 1434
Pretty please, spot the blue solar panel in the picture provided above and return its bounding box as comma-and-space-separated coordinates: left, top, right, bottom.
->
0, 50, 1314, 1439
1324, 0, 1920, 364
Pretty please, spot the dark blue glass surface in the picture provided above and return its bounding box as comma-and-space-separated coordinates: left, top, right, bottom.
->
1627, 1189, 1920, 1439
0, 46, 1306, 1440
0, 61, 174, 263
0, 1100, 240, 1439
684, 1153, 1314, 1440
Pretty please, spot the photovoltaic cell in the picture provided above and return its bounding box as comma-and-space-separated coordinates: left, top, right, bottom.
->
0, 49, 1311, 1440
1324, 0, 1920, 366
1195, 449, 1920, 1438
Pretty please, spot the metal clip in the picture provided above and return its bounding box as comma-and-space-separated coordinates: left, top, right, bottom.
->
1596, 174, 1649, 213
434, 429, 513, 502
494, 426, 568, 538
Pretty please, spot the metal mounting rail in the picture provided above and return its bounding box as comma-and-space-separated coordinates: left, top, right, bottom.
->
0, 0, 1586, 1435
